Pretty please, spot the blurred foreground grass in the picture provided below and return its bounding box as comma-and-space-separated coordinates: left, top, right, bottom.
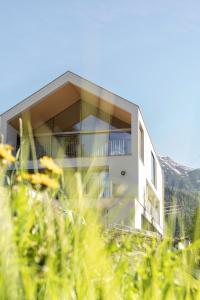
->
0, 143, 200, 300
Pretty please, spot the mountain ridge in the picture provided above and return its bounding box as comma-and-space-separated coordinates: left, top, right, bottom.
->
159, 155, 200, 238
159, 156, 200, 192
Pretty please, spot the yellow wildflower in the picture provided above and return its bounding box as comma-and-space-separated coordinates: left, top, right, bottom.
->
40, 156, 63, 175
16, 172, 32, 182
16, 171, 59, 189
0, 144, 15, 164
31, 173, 59, 189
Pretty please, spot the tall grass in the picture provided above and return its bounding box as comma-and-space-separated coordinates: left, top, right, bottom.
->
0, 138, 200, 299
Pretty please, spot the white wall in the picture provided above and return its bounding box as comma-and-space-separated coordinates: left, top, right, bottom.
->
137, 110, 164, 234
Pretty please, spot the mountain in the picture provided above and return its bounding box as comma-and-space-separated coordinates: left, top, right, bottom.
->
159, 156, 193, 177
159, 156, 200, 238
159, 156, 200, 191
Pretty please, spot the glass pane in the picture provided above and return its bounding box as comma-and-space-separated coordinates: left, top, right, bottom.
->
53, 101, 81, 132
99, 171, 110, 198
35, 136, 52, 157
109, 131, 131, 155
54, 134, 80, 158
84, 169, 110, 198
81, 133, 109, 157
139, 125, 144, 162
151, 152, 157, 187
80, 115, 110, 131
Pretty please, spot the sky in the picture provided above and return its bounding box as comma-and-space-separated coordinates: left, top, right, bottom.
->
0, 0, 200, 168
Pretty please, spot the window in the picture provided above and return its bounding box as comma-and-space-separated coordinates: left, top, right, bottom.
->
139, 125, 144, 162
146, 181, 160, 224
142, 215, 156, 232
83, 169, 110, 198
34, 100, 132, 158
151, 152, 157, 188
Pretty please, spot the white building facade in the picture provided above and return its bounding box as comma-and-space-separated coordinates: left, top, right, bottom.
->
0, 71, 164, 236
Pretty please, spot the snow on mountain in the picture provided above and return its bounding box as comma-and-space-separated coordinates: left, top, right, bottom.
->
160, 156, 200, 239
159, 156, 193, 177
159, 156, 200, 192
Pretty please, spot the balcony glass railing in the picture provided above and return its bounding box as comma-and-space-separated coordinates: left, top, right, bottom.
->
34, 130, 131, 158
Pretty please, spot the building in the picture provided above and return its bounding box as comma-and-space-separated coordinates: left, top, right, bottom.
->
0, 71, 164, 235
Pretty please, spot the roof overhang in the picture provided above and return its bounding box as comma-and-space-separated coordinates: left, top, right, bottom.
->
1, 71, 138, 130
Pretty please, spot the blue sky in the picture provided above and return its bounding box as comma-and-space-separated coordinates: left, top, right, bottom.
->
0, 0, 200, 168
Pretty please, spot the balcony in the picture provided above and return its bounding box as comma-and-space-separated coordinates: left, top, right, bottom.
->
34, 129, 131, 159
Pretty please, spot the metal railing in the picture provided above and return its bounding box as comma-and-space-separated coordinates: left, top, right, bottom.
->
34, 131, 131, 158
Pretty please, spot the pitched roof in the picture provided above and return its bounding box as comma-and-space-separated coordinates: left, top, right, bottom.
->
0, 71, 138, 121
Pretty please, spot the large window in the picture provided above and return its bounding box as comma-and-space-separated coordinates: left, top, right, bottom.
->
62, 167, 111, 199
139, 124, 144, 162
82, 168, 111, 198
151, 152, 157, 188
34, 100, 131, 158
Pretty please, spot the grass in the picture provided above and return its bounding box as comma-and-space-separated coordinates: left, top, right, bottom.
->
0, 142, 200, 300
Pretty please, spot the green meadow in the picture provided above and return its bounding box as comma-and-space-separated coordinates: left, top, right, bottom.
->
0, 140, 200, 300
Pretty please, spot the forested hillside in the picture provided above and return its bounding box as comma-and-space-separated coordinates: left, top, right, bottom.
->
159, 156, 200, 238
